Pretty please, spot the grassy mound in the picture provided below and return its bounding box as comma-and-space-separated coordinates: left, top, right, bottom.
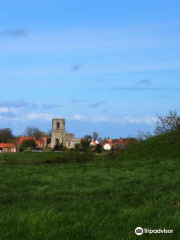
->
122, 130, 180, 160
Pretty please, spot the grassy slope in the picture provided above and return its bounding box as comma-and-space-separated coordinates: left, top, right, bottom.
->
0, 151, 180, 239
122, 130, 180, 160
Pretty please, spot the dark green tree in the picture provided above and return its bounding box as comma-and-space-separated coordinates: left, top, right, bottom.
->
94, 144, 103, 153
75, 143, 81, 151
20, 139, 36, 151
83, 135, 92, 140
0, 128, 14, 143
80, 139, 90, 151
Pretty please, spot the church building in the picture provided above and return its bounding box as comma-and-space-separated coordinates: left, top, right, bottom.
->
50, 118, 81, 149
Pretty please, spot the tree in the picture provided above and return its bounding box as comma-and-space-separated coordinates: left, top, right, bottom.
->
80, 139, 90, 151
20, 139, 36, 151
138, 130, 152, 141
83, 135, 92, 140
47, 130, 51, 138
94, 144, 103, 153
154, 109, 180, 135
0, 128, 14, 143
53, 143, 67, 151
75, 143, 81, 151
24, 126, 46, 140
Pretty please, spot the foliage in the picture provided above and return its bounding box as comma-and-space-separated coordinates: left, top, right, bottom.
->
0, 151, 94, 165
53, 142, 65, 151
80, 139, 90, 151
94, 144, 103, 153
19, 139, 36, 151
155, 109, 180, 135
83, 135, 92, 140
137, 130, 153, 141
74, 143, 81, 151
106, 149, 125, 160
0, 128, 14, 143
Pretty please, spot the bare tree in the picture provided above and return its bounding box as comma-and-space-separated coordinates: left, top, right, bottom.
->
154, 109, 180, 135
24, 126, 46, 140
138, 130, 152, 141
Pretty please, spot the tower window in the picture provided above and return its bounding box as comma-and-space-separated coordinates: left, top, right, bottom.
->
57, 122, 60, 129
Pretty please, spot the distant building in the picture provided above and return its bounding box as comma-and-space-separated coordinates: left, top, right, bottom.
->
90, 140, 99, 147
0, 143, 16, 152
16, 136, 36, 151
50, 118, 81, 149
36, 137, 48, 148
100, 137, 136, 150
18, 136, 36, 145
103, 143, 114, 150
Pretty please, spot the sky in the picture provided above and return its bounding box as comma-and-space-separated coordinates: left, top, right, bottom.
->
0, 0, 180, 138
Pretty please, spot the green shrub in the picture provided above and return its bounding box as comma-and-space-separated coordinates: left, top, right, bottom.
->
80, 139, 90, 151
20, 139, 36, 151
94, 144, 103, 153
106, 149, 125, 160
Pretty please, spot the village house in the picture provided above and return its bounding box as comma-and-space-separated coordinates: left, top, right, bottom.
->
36, 137, 48, 148
100, 137, 136, 150
0, 143, 17, 153
103, 142, 114, 150
90, 139, 99, 147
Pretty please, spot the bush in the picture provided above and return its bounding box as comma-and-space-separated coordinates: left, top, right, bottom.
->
20, 139, 36, 151
74, 143, 81, 151
53, 143, 67, 151
94, 144, 103, 153
80, 139, 90, 152
34, 151, 94, 165
106, 149, 125, 160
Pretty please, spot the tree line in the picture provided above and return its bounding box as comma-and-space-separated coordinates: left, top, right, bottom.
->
0, 126, 49, 143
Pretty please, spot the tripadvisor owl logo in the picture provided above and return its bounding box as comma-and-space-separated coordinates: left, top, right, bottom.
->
135, 227, 143, 235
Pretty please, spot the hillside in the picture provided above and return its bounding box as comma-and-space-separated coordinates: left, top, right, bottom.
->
121, 130, 180, 160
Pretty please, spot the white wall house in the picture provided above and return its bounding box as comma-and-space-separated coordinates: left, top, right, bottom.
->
103, 143, 113, 151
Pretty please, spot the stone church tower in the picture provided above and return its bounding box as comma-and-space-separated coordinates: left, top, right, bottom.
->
50, 118, 81, 149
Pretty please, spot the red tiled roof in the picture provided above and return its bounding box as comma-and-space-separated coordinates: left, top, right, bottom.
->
18, 136, 35, 144
0, 143, 15, 148
38, 137, 47, 143
91, 140, 99, 145
108, 143, 114, 146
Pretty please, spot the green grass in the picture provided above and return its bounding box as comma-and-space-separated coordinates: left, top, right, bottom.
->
0, 151, 180, 239
121, 129, 180, 160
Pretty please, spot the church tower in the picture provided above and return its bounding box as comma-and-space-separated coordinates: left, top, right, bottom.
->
50, 118, 66, 148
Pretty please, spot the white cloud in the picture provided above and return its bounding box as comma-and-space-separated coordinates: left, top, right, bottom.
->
123, 116, 157, 125
72, 114, 86, 120
71, 114, 157, 125
27, 113, 54, 121
0, 107, 9, 113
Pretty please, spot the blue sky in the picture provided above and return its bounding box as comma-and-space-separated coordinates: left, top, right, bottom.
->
0, 0, 180, 138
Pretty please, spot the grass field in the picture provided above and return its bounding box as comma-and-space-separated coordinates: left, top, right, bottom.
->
0, 151, 180, 240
